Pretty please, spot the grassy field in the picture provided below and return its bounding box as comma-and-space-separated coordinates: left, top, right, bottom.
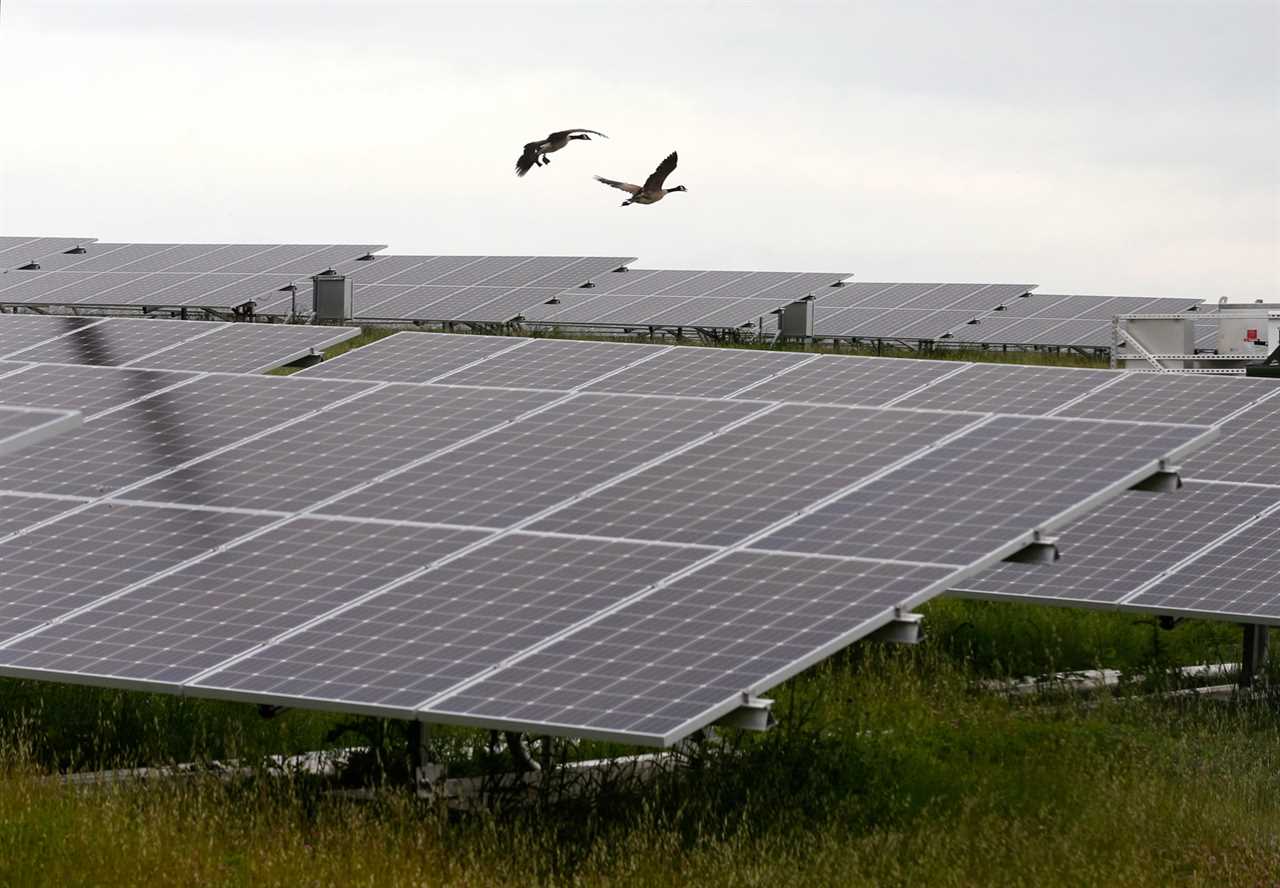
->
4, 330, 1275, 886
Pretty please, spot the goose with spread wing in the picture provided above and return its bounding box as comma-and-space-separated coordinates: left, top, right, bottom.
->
515, 129, 607, 177
594, 151, 687, 206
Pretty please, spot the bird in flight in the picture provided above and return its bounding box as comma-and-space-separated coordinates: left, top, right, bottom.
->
594, 151, 687, 206
515, 129, 607, 177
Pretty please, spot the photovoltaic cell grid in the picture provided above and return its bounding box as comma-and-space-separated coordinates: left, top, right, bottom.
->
950, 483, 1280, 606
812, 282, 1034, 311
0, 237, 96, 270
0, 375, 373, 498
0, 518, 490, 686
528, 405, 980, 547
0, 315, 361, 374
276, 256, 636, 323
0, 330, 1236, 745
947, 293, 1202, 348
0, 494, 81, 539
0, 364, 196, 417
125, 386, 560, 514
315, 394, 764, 528
0, 315, 104, 357
888, 363, 1118, 415
0, 406, 83, 457
293, 332, 529, 383
434, 338, 668, 391
755, 415, 1213, 565
521, 269, 848, 331
954, 369, 1280, 626
0, 242, 385, 312
428, 554, 957, 741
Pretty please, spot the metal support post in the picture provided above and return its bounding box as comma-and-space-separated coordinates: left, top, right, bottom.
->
1240, 624, 1269, 688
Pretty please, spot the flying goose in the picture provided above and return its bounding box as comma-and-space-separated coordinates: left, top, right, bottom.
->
515, 129, 607, 177
594, 151, 687, 206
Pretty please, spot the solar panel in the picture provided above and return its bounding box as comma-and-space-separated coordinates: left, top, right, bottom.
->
0, 364, 196, 417
0, 494, 81, 538
125, 386, 559, 513
1125, 517, 1280, 623
583, 269, 703, 295
888, 363, 1117, 415
583, 347, 814, 398
528, 405, 980, 547
0, 315, 103, 357
368, 286, 542, 323
3, 318, 226, 366
1180, 392, 1280, 483
124, 323, 360, 374
830, 308, 976, 340
519, 293, 651, 324
0, 237, 97, 270
754, 415, 1212, 565
294, 331, 530, 383
426, 552, 956, 741
0, 375, 372, 498
435, 338, 669, 390
732, 354, 962, 406
688, 298, 795, 330
949, 316, 1076, 345
951, 482, 1280, 607
1058, 373, 1278, 426
193, 534, 710, 712
0, 503, 275, 642
0, 518, 490, 684
315, 395, 763, 527
0, 406, 82, 457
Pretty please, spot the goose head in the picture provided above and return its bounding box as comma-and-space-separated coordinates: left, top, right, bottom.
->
571, 133, 593, 141
668, 185, 688, 193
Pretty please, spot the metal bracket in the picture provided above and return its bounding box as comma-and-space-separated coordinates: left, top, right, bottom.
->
1240, 624, 1270, 689
714, 694, 775, 732
867, 610, 925, 644
1130, 463, 1182, 493
1004, 536, 1060, 565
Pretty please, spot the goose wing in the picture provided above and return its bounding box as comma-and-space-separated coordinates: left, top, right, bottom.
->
549, 128, 607, 140
514, 140, 543, 177
642, 151, 678, 191
594, 175, 642, 195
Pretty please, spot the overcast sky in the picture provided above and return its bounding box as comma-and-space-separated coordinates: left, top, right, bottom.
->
1, 0, 1276, 301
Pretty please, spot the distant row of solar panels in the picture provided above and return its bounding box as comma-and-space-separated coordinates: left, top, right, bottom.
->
0, 314, 357, 374
0, 235, 1206, 350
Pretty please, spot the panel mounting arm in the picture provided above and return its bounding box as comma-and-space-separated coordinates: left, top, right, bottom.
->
714, 694, 775, 732
868, 610, 925, 644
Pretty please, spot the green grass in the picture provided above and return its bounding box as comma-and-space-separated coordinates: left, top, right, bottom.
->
2, 604, 1277, 886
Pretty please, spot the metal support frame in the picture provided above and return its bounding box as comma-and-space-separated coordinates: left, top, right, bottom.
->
1130, 464, 1182, 493
1239, 625, 1269, 689
1004, 535, 1060, 565
712, 694, 774, 732
867, 610, 925, 644
409, 720, 443, 794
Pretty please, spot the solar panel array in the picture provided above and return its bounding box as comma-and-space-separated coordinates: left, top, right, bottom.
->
0, 235, 1211, 350
0, 242, 385, 313
0, 331, 1212, 746
0, 315, 358, 373
945, 292, 1203, 349
0, 237, 97, 271
954, 370, 1280, 626
308, 254, 638, 322
809, 283, 1034, 339
521, 269, 849, 333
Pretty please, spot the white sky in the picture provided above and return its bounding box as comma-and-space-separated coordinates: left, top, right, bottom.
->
1, 0, 1277, 300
